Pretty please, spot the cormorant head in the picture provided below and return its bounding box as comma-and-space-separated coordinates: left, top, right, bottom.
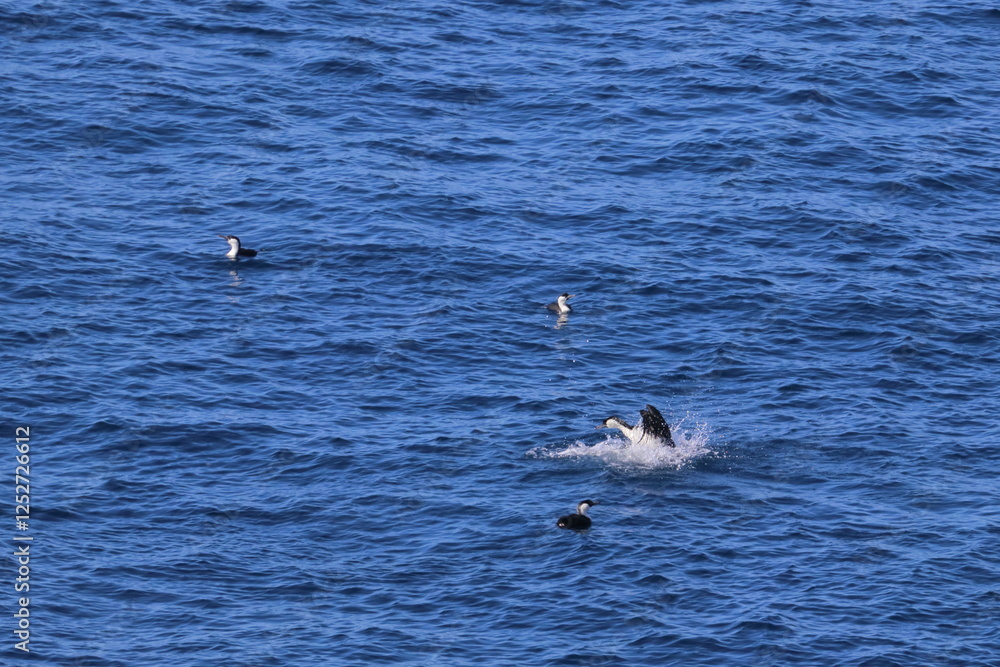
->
218, 234, 241, 247
596, 416, 626, 430
577, 500, 598, 514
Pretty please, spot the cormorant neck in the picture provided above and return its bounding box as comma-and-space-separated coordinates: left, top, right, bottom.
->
609, 418, 631, 433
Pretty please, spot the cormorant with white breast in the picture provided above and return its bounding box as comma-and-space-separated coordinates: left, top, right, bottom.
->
547, 293, 575, 314
218, 235, 258, 259
596, 403, 675, 448
557, 500, 599, 530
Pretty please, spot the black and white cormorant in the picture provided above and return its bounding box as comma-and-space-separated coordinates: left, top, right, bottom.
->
557, 500, 599, 530
546, 293, 575, 314
596, 404, 675, 448
218, 235, 258, 259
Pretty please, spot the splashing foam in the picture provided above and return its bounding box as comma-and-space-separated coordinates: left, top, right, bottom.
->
529, 415, 712, 470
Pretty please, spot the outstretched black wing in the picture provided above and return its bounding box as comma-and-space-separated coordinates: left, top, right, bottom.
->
640, 404, 674, 447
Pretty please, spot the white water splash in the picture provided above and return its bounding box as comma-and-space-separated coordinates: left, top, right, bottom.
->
528, 414, 712, 470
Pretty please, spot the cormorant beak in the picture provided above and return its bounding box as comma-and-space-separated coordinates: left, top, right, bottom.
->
595, 423, 605, 430
218, 235, 227, 239
568, 294, 575, 299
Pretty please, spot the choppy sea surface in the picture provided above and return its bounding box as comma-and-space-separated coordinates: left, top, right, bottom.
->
3, 1, 1000, 665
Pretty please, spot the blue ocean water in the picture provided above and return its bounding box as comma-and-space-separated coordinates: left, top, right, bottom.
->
3, 0, 1000, 664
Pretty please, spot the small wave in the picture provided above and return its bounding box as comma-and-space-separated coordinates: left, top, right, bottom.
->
528, 415, 712, 470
